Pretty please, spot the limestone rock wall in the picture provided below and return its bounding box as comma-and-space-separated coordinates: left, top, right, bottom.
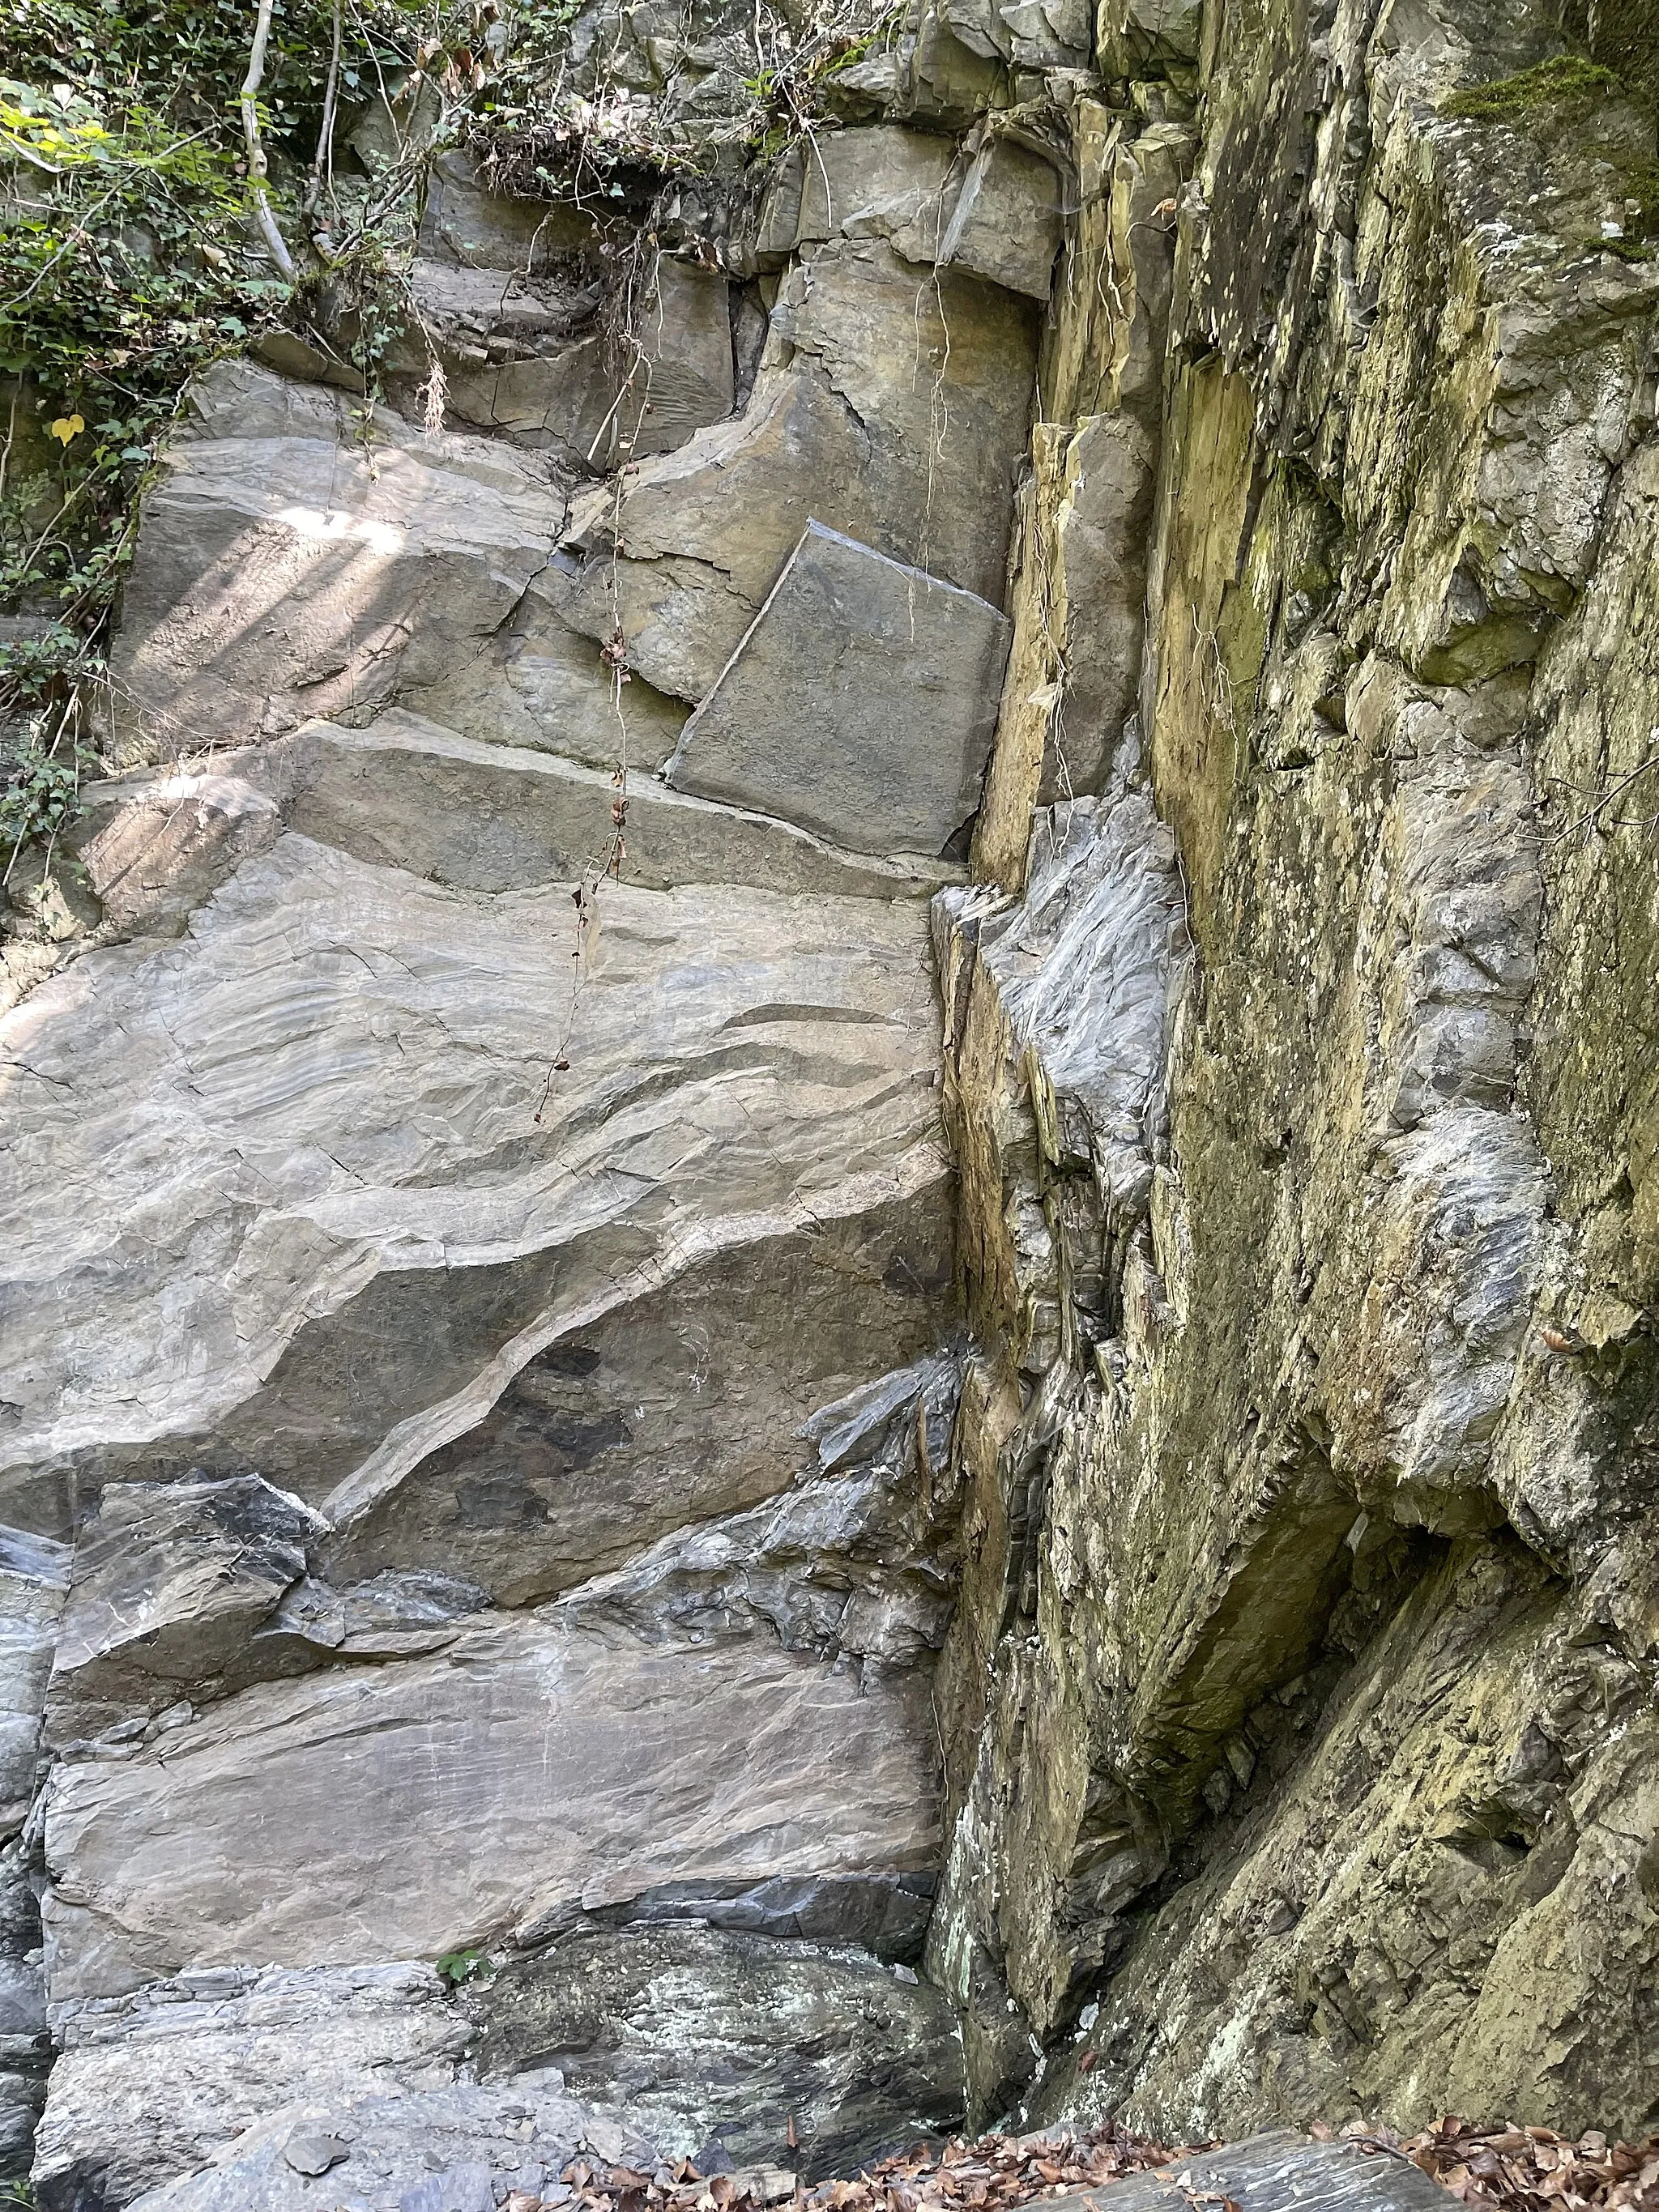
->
2, 0, 1657, 2193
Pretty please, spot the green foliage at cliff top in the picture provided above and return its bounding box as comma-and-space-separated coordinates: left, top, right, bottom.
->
0, 0, 582, 851
1440, 53, 1625, 119
0, 0, 401, 733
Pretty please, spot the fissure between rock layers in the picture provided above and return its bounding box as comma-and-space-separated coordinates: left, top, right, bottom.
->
2, 0, 1657, 2201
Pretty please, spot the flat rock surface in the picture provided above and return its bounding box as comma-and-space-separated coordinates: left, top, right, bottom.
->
41, 1609, 941, 2001
106, 364, 566, 761
666, 522, 1010, 855
0, 835, 949, 1533
1073, 2137, 1456, 2212
117, 2077, 640, 2212
35, 1963, 469, 2210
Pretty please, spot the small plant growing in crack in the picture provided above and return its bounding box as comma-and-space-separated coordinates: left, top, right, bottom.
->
435, 1946, 493, 1988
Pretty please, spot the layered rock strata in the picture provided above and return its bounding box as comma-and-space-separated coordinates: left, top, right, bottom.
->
0, 113, 1053, 2206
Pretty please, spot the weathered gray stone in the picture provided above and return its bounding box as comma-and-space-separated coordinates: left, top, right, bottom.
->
664, 522, 1010, 855
585, 1873, 940, 1960
611, 258, 736, 458
45, 1477, 324, 1742
419, 151, 595, 274
755, 129, 961, 265
938, 141, 1066, 301
40, 1610, 942, 2001
315, 1204, 954, 1612
0, 1540, 66, 2178
104, 364, 566, 762
545, 238, 1038, 705
0, 1532, 68, 1836
442, 258, 734, 464
902, 4, 1006, 123
34, 1963, 471, 2210
281, 2130, 348, 2176
941, 786, 1190, 1221
355, 156, 738, 467
471, 1925, 965, 2176
1097, 0, 1202, 70
72, 771, 284, 940
249, 712, 962, 897
0, 836, 949, 1542
76, 710, 962, 932
552, 1345, 964, 1674
114, 2076, 636, 2212
1060, 2136, 1460, 2212
0, 1845, 50, 2180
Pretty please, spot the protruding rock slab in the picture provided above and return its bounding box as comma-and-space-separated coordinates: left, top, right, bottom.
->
938, 141, 1065, 301
665, 522, 1011, 855
0, 837, 951, 1536
45, 1477, 325, 1742
471, 1925, 964, 2176
549, 238, 1038, 705
245, 711, 961, 901
41, 1613, 941, 2002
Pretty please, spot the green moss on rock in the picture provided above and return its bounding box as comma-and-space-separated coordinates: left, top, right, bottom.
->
1440, 53, 1625, 119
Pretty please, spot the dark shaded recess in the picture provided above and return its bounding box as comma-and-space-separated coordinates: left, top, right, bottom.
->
580, 1871, 939, 1961
313, 1179, 955, 1605
1126, 1426, 1366, 1838
1556, 0, 1659, 104
450, 1405, 633, 1530
1067, 1528, 1579, 2111
24, 1187, 957, 1550
36, 2158, 119, 2212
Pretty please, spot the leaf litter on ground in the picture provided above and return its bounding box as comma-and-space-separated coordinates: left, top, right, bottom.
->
1346, 2116, 1659, 2212
504, 2124, 1236, 2212
500, 2118, 1659, 2212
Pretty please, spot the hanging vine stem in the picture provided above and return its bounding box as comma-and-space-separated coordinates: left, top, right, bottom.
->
533, 361, 655, 1124
240, 0, 300, 282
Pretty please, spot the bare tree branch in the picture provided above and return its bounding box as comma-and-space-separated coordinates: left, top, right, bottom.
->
302, 0, 345, 224
241, 0, 299, 282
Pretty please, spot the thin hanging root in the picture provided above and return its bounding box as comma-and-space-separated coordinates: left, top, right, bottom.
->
534, 464, 637, 1122
907, 266, 953, 595
1192, 607, 1236, 735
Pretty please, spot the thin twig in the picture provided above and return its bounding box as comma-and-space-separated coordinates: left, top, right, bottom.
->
1549, 748, 1659, 845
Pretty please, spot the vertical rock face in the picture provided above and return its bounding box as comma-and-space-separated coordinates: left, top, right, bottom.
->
2, 0, 1658, 2193
921, 0, 1659, 2153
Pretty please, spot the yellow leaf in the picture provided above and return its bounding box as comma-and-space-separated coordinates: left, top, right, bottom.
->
49, 415, 84, 445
